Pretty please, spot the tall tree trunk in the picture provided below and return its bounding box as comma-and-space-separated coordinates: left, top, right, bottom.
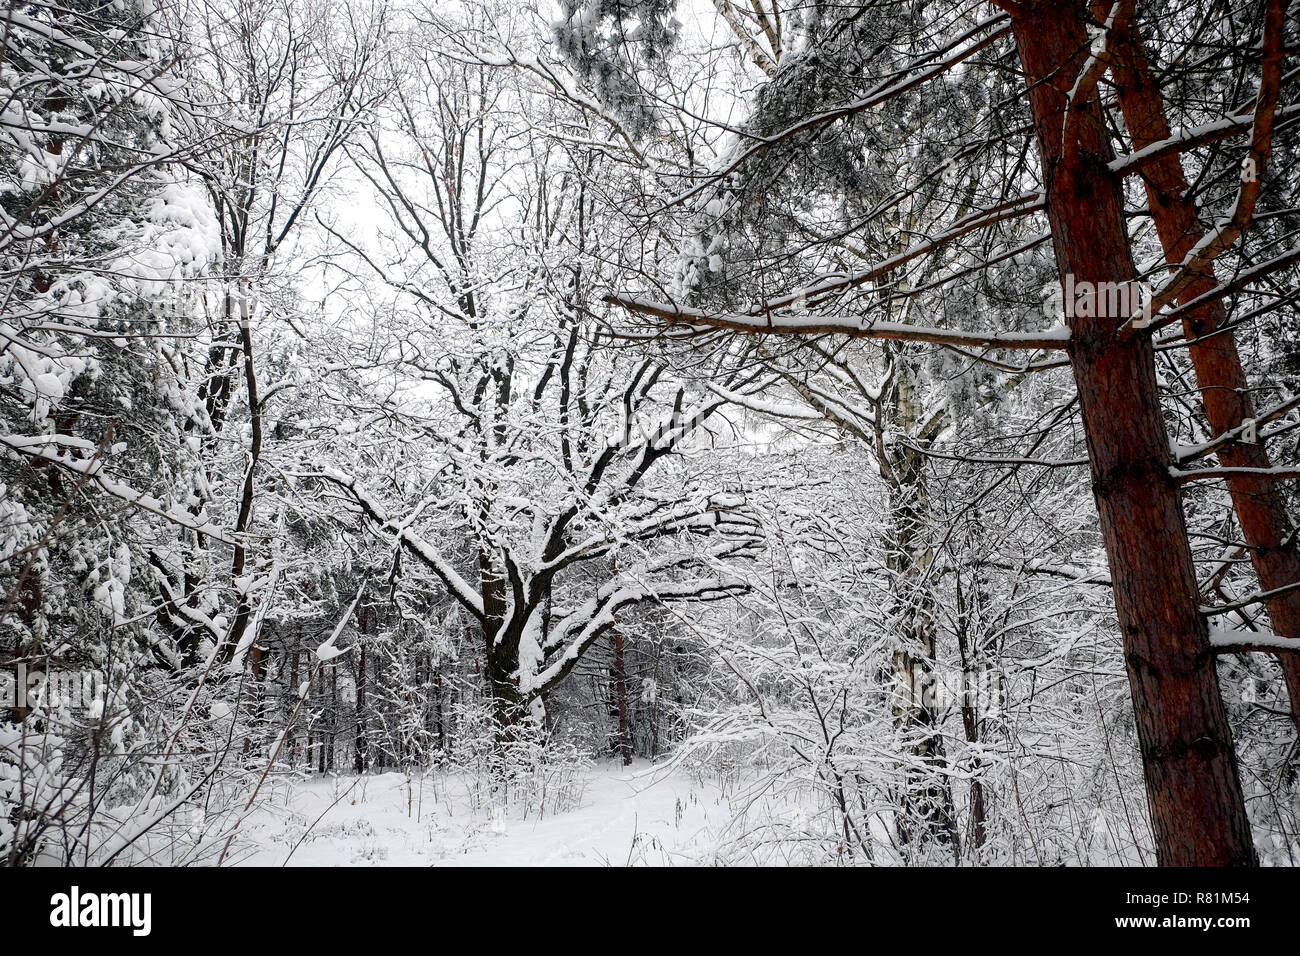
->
1106, 7, 1300, 730
882, 363, 957, 851
227, 284, 263, 665
1008, 0, 1255, 865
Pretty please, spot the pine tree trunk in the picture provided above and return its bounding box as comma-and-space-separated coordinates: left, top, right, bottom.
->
1008, 0, 1255, 866
1106, 7, 1300, 731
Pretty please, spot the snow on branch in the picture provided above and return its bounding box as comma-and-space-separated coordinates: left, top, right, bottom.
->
1172, 465, 1300, 483
657, 15, 1013, 210
1208, 627, 1300, 655
607, 295, 1069, 351
1173, 393, 1300, 463
1118, 0, 1287, 339
1110, 104, 1300, 180
315, 468, 485, 618
1201, 579, 1300, 618
528, 571, 746, 698
0, 433, 235, 543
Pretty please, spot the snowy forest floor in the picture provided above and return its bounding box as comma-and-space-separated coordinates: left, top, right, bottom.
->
233, 762, 758, 866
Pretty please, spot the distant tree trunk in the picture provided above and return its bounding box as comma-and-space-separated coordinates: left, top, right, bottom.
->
227, 285, 263, 666
354, 629, 368, 774
649, 643, 662, 759
327, 663, 337, 773
287, 641, 300, 767
1106, 6, 1300, 732
954, 569, 988, 855
434, 667, 446, 756
612, 628, 633, 765
1007, 0, 1255, 866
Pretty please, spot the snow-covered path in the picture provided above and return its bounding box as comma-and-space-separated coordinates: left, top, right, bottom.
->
234, 762, 742, 866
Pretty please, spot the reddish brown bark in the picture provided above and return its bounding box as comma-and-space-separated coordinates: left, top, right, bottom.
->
1106, 7, 1300, 728
1007, 0, 1255, 865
